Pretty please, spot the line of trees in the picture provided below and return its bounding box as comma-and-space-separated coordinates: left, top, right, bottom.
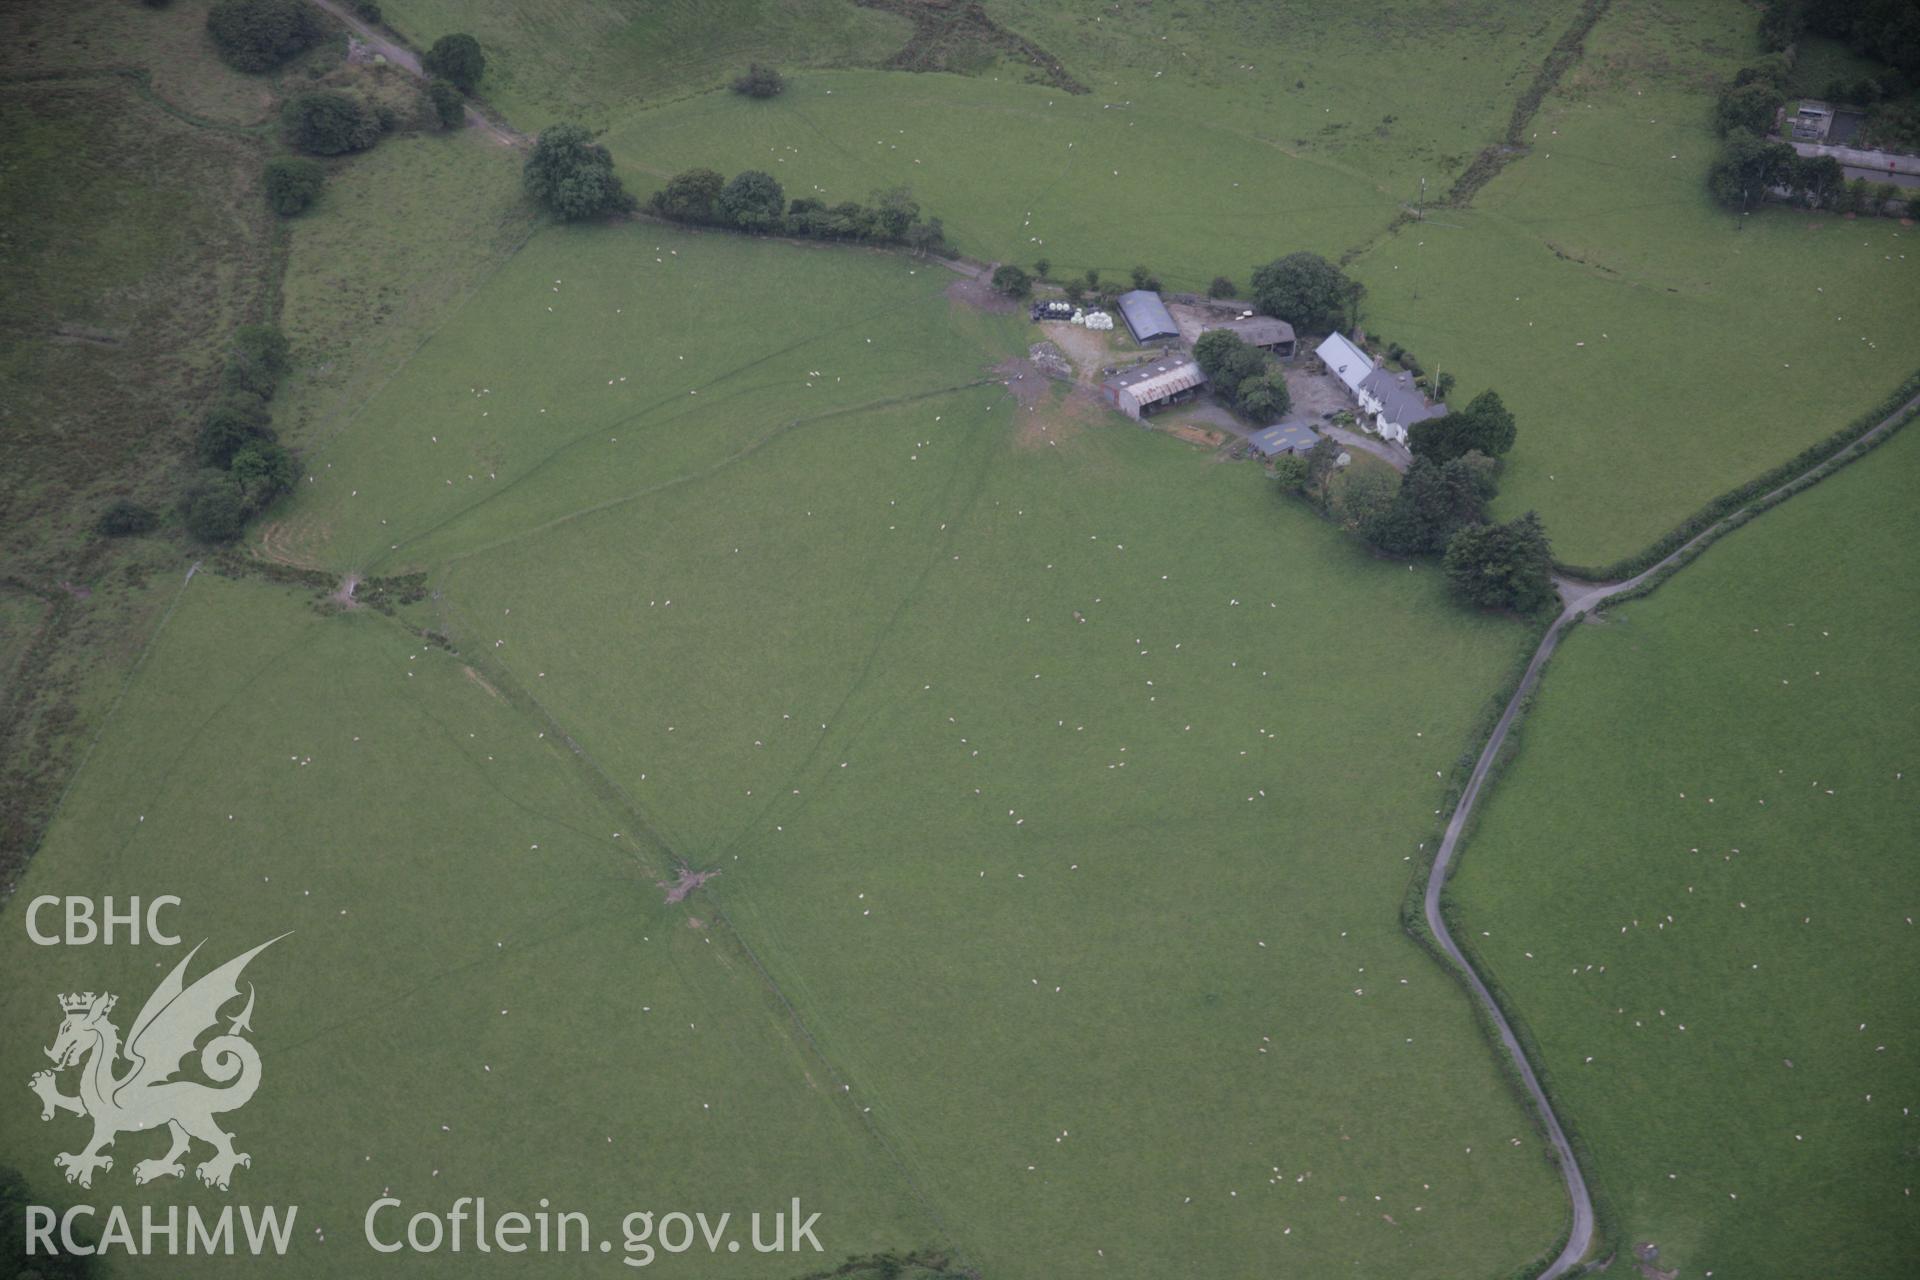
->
647, 169, 947, 250
184, 327, 299, 542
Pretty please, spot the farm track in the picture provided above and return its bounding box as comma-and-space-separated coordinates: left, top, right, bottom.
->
304, 0, 527, 147
1426, 387, 1920, 1278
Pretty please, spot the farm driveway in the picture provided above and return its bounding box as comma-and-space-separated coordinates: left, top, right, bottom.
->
1428, 386, 1920, 1279
306, 0, 526, 147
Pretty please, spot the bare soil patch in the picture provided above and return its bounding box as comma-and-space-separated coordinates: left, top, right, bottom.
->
460, 666, 502, 699
660, 865, 719, 904
1167, 424, 1228, 449
946, 273, 1017, 313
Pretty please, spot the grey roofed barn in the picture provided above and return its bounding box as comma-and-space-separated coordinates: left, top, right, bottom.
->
1200, 315, 1296, 356
1116, 290, 1180, 342
1100, 358, 1206, 419
1248, 422, 1320, 457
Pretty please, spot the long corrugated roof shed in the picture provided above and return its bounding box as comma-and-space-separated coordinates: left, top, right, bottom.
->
1104, 359, 1205, 402
1203, 316, 1296, 349
1116, 290, 1180, 342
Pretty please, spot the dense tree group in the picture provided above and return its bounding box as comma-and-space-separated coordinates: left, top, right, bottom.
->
524, 125, 637, 221
1192, 330, 1290, 422
185, 327, 298, 542
206, 0, 320, 73
1763, 0, 1920, 79
282, 91, 383, 156
1361, 452, 1497, 555
1250, 252, 1363, 333
1443, 512, 1557, 613
990, 264, 1032, 297
1712, 7, 1919, 213
1410, 389, 1517, 464
648, 169, 947, 249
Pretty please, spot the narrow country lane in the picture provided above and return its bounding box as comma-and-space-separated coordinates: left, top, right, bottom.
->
1426, 387, 1920, 1278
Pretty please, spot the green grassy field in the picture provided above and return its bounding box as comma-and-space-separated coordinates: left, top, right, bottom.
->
376, 0, 914, 132
5, 222, 1570, 1275
0, 571, 942, 1276
1354, 0, 1920, 567
434, 399, 1571, 1276
273, 129, 536, 463
0, 0, 279, 878
1446, 423, 1920, 1277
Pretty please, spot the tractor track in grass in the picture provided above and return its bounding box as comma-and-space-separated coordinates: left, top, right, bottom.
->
1427, 387, 1920, 1278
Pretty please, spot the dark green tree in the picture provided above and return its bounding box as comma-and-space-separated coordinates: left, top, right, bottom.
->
427, 79, 465, 130
1715, 81, 1783, 137
354, 1, 382, 21
264, 156, 325, 215
1192, 330, 1270, 407
1207, 275, 1237, 298
1328, 464, 1400, 530
184, 479, 248, 543
1250, 251, 1363, 332
196, 404, 274, 467
282, 91, 382, 155
1269, 452, 1308, 491
97, 500, 160, 537
1364, 452, 1494, 554
718, 170, 786, 230
1443, 512, 1556, 613
731, 63, 786, 98
870, 186, 921, 240
1063, 280, 1086, 304
230, 440, 297, 506
1129, 264, 1161, 291
523, 124, 636, 220
422, 33, 485, 93
1033, 258, 1051, 279
1706, 129, 1794, 210
206, 0, 320, 73
991, 264, 1032, 297
650, 168, 725, 223
1411, 389, 1516, 463
1236, 370, 1292, 421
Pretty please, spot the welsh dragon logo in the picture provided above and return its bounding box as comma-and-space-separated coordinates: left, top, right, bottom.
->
29, 936, 285, 1191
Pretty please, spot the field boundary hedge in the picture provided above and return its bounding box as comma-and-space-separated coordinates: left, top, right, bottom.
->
1447, 0, 1613, 208
1559, 370, 1920, 582
1395, 613, 1606, 1276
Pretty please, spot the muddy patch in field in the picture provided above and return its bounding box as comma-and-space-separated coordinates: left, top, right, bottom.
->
661, 864, 719, 904
946, 272, 1018, 313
